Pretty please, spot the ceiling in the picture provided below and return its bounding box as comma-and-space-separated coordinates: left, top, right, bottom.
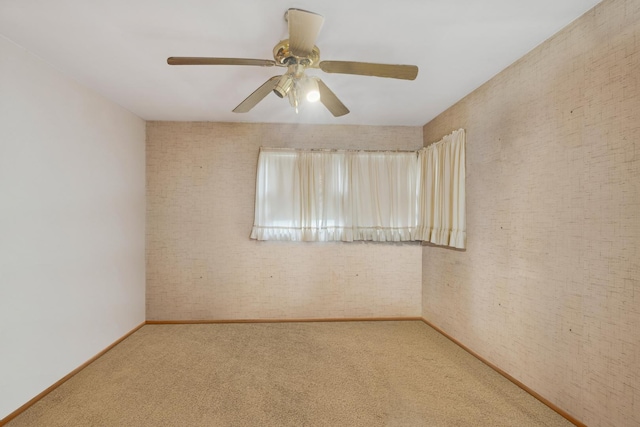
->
0, 0, 601, 126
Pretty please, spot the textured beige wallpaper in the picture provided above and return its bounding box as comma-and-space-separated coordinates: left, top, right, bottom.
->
147, 122, 423, 321
422, 1, 639, 426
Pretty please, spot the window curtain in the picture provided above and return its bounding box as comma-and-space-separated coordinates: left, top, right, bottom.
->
416, 129, 466, 249
250, 129, 465, 247
350, 151, 419, 241
250, 148, 419, 242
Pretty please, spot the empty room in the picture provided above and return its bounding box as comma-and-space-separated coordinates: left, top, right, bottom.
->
1, 0, 638, 426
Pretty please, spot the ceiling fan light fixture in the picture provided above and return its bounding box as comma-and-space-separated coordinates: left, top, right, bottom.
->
288, 83, 299, 106
288, 83, 301, 114
273, 74, 293, 98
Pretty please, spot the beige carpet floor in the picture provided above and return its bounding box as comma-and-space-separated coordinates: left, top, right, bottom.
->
7, 321, 572, 426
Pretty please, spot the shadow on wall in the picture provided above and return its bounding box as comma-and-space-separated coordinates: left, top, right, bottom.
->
421, 241, 466, 252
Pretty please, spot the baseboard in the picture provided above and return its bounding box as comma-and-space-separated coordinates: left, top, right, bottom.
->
0, 322, 146, 427
420, 317, 586, 427
146, 316, 423, 324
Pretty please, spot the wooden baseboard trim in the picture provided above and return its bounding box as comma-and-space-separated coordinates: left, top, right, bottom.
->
146, 316, 423, 324
420, 317, 585, 427
0, 322, 146, 427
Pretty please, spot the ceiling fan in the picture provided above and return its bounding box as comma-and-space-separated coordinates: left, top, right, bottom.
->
167, 8, 418, 117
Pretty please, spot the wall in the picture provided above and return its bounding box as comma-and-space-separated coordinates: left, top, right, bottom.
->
421, 0, 639, 426
0, 37, 146, 419
146, 122, 422, 320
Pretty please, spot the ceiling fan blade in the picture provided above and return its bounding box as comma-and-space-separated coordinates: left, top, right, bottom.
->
233, 76, 280, 113
287, 8, 324, 57
316, 79, 349, 117
319, 61, 418, 80
167, 57, 276, 67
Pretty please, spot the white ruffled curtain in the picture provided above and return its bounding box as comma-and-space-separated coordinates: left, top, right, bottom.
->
250, 149, 418, 242
250, 129, 465, 248
417, 129, 466, 248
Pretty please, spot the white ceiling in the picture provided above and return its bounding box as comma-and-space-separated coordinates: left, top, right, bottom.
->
0, 0, 601, 126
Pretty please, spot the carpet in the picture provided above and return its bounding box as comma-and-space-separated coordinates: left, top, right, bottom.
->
7, 321, 571, 426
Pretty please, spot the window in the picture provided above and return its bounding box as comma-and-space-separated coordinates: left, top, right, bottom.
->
250, 129, 466, 248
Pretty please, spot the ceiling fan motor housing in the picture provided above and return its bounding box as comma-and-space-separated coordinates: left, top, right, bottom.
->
273, 39, 320, 67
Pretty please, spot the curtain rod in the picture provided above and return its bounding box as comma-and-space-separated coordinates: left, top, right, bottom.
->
260, 129, 464, 154
260, 147, 422, 154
